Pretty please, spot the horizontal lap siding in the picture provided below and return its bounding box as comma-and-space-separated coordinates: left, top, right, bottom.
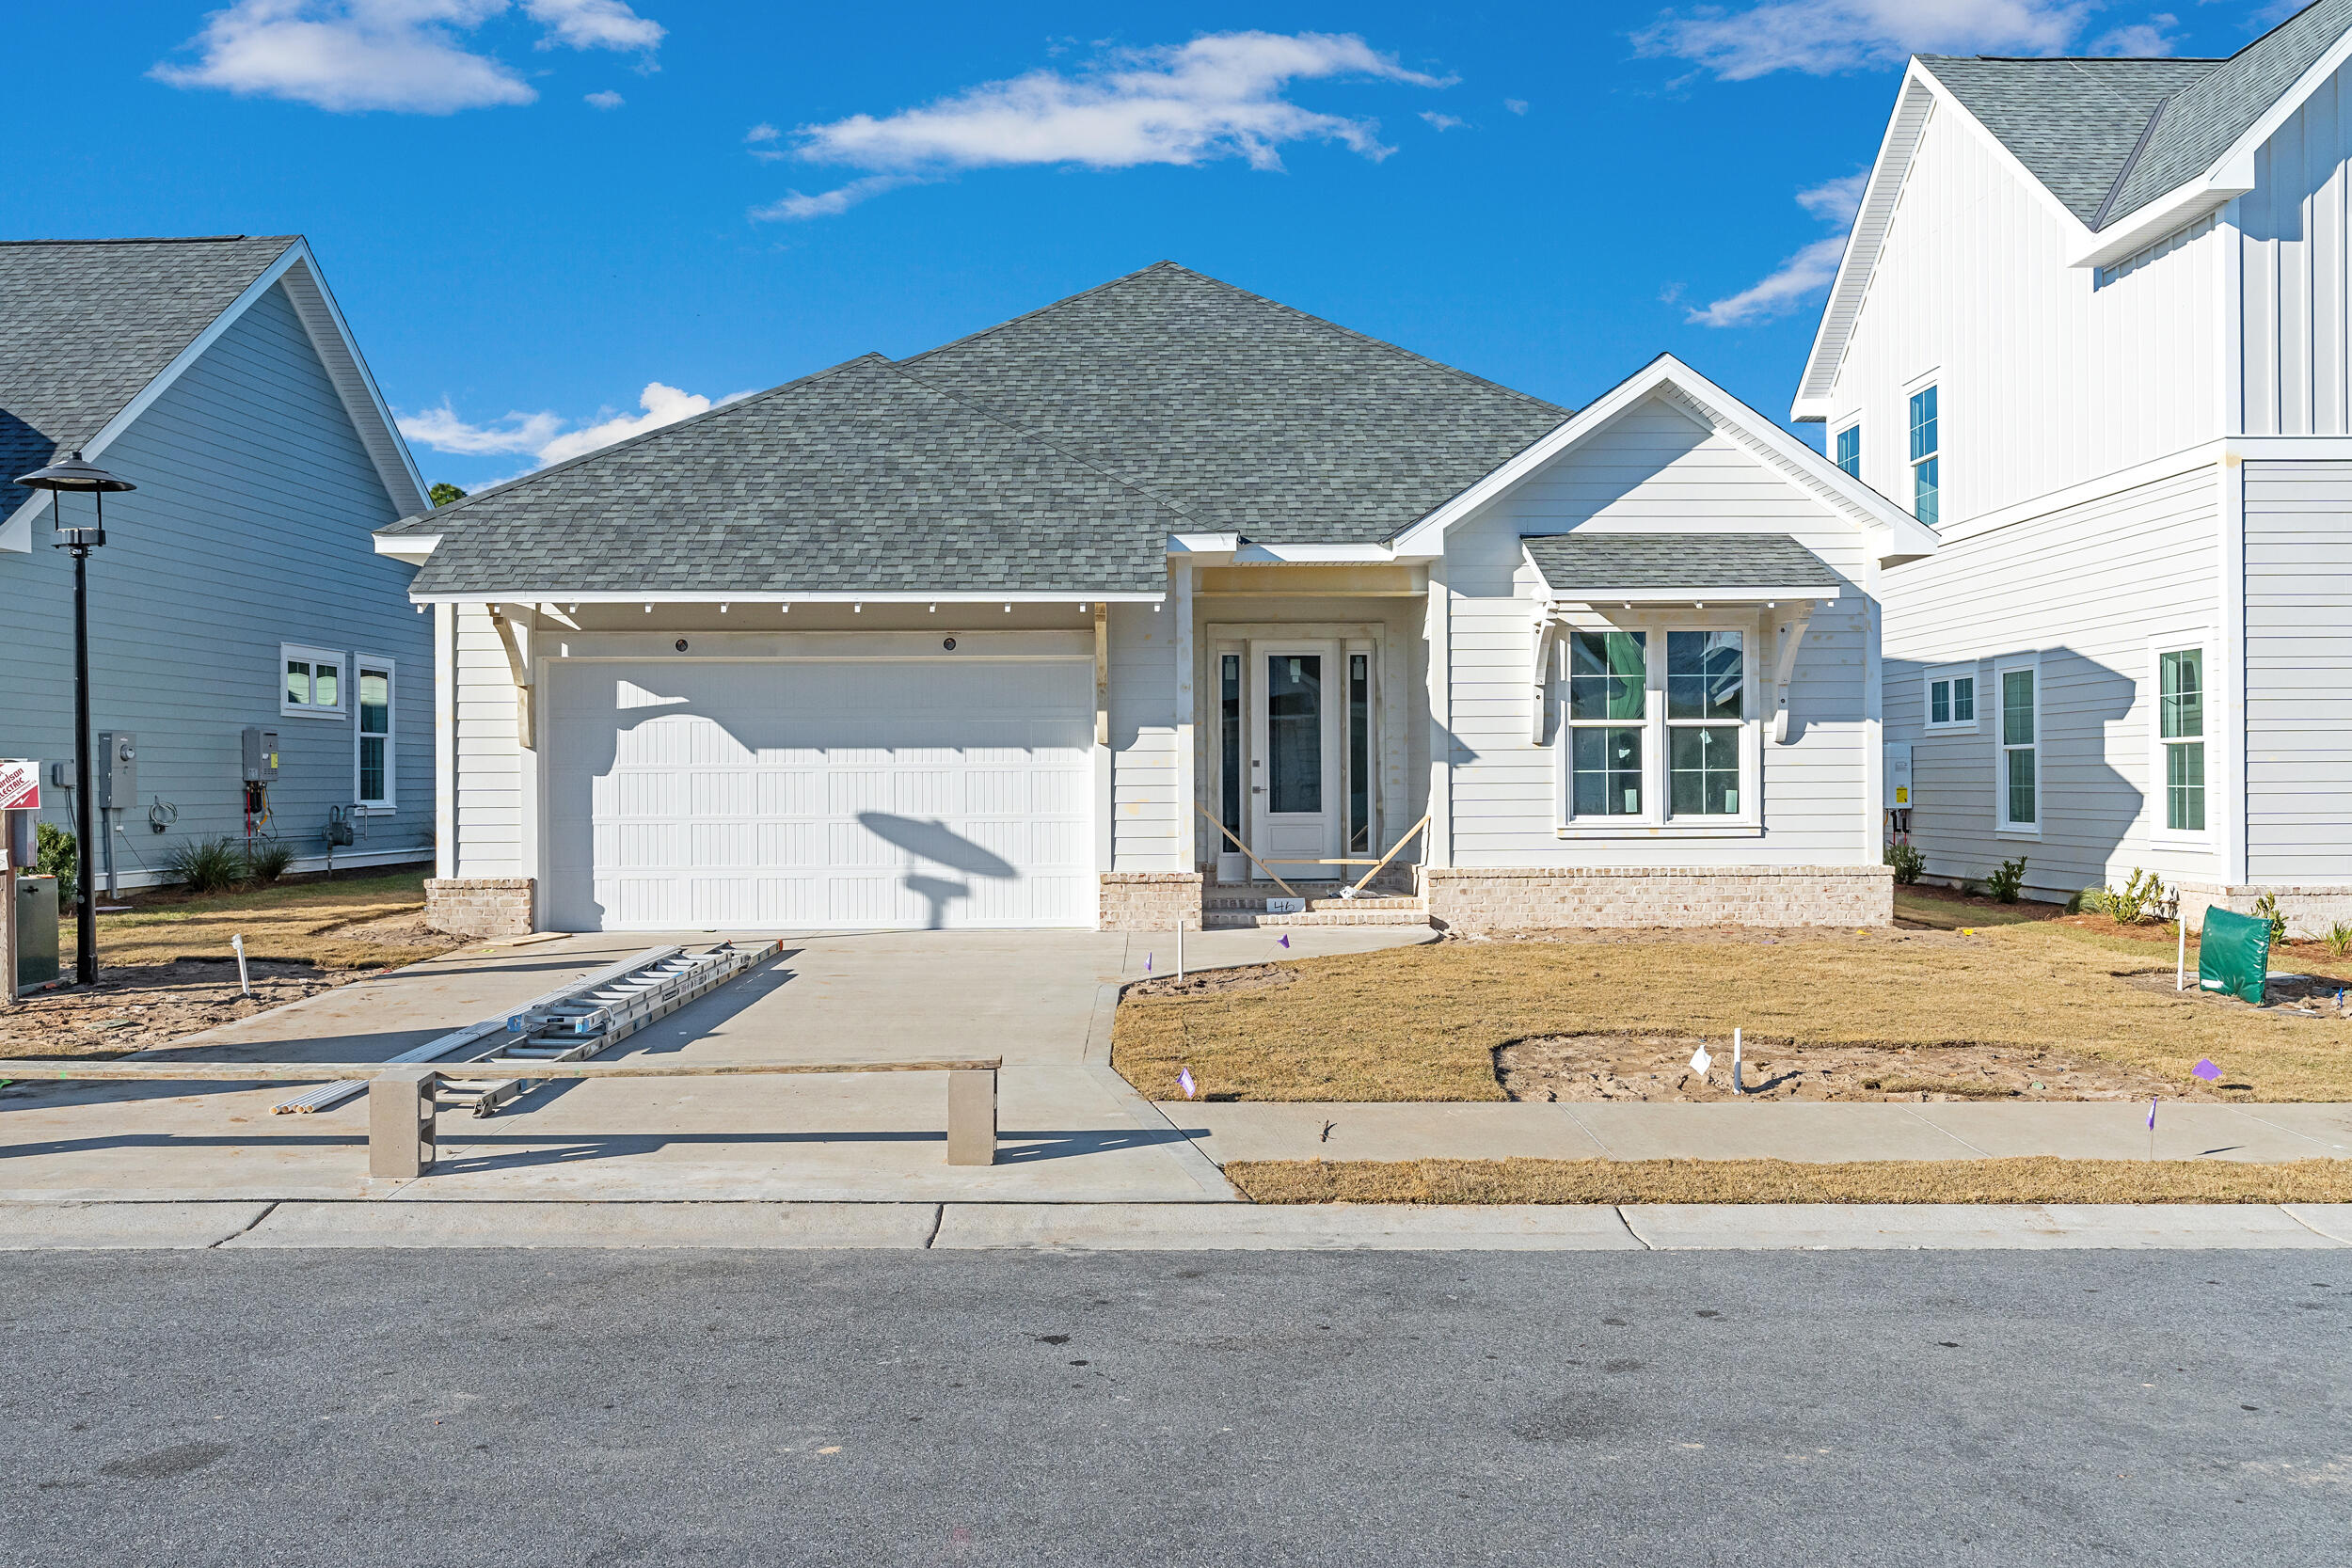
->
1881, 465, 2221, 897
2243, 461, 2352, 879
453, 605, 523, 877
1445, 396, 1873, 868
0, 281, 428, 873
1109, 601, 1179, 872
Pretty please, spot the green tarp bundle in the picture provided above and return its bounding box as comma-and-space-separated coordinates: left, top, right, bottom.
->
2199, 907, 2273, 1005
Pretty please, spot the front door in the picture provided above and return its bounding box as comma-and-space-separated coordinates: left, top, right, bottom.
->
1248, 641, 1343, 880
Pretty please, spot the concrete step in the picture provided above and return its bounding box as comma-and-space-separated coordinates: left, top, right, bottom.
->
1203, 907, 1431, 928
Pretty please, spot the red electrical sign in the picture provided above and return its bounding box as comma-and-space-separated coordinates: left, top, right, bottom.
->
0, 760, 40, 814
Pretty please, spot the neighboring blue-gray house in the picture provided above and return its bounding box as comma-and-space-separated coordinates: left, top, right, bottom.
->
0, 235, 434, 887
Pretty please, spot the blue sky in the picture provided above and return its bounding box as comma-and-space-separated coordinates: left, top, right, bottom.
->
10, 3, 2304, 491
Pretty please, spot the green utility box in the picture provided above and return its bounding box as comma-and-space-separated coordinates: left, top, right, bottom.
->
2198, 905, 2273, 1006
14, 875, 58, 990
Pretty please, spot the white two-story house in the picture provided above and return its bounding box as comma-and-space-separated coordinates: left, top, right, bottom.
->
1799, 0, 2352, 934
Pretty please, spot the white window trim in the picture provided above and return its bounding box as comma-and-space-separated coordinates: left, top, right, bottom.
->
1554, 616, 1764, 838
2147, 632, 2215, 848
1833, 418, 1862, 481
1994, 654, 2042, 838
1923, 661, 1979, 733
354, 654, 396, 813
280, 642, 346, 720
1907, 382, 1941, 527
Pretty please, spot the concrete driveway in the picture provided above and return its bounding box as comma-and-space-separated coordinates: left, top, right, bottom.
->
0, 925, 1433, 1204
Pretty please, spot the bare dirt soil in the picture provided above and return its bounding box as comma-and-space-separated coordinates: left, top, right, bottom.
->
1, 959, 357, 1059
1124, 964, 1295, 1001
1494, 1032, 2228, 1104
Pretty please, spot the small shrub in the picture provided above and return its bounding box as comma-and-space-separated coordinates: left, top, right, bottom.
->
35, 821, 77, 909
2070, 887, 2109, 916
167, 835, 246, 895
1883, 843, 1925, 884
2106, 867, 2170, 926
2325, 921, 2352, 959
1984, 855, 2028, 905
244, 836, 295, 884
2251, 892, 2289, 945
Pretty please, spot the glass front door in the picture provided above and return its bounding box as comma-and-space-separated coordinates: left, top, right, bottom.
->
1249, 641, 1344, 879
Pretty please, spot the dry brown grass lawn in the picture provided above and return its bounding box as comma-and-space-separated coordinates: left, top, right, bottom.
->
1113, 896, 2352, 1104
56, 869, 459, 973
1231, 1156, 2352, 1205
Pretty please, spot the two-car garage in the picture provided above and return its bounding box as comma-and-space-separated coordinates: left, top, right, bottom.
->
542, 652, 1097, 931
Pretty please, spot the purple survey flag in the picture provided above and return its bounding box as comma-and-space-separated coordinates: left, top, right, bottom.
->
1279, 934, 1292, 949
2148, 1096, 2158, 1130
1178, 1066, 1197, 1100
1144, 953, 1152, 973
2193, 1058, 2221, 1082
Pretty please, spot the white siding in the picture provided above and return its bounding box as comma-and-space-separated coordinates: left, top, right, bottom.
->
2243, 460, 2352, 879
1881, 464, 2224, 899
1108, 600, 1181, 871
1826, 99, 2217, 524
2239, 59, 2352, 437
452, 603, 524, 878
1443, 395, 1878, 868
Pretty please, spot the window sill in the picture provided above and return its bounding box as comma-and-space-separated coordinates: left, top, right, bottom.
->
1994, 826, 2042, 840
2147, 831, 2214, 852
1921, 722, 1978, 735
1556, 821, 1763, 840
280, 706, 345, 721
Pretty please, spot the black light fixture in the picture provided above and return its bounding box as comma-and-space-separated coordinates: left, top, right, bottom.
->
15, 449, 134, 986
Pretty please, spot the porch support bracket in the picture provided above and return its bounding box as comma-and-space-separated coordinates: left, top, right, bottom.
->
1770, 602, 1816, 745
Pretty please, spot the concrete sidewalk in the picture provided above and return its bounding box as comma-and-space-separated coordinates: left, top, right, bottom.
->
1171, 1099, 2352, 1164
4, 1198, 2347, 1250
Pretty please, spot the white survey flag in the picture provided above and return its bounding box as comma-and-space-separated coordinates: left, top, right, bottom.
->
1689, 1044, 1712, 1075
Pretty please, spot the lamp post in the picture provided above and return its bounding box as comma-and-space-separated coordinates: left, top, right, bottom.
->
14, 449, 134, 986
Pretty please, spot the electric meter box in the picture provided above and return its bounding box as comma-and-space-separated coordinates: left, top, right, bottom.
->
1884, 741, 1914, 809
94, 731, 136, 810
241, 727, 280, 784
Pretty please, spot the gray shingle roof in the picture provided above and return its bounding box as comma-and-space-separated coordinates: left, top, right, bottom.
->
1917, 0, 2352, 232
0, 235, 296, 514
405, 354, 1183, 597
900, 261, 1570, 544
1523, 533, 1843, 594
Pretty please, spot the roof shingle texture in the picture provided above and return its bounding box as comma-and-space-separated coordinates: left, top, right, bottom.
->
1917, 0, 2352, 231
902, 262, 1569, 544
407, 354, 1182, 597
1523, 532, 1843, 594
0, 235, 295, 514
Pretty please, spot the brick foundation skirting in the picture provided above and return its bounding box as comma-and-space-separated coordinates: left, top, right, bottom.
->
2175, 882, 2352, 941
1422, 864, 1893, 934
1099, 872, 1204, 932
424, 878, 536, 939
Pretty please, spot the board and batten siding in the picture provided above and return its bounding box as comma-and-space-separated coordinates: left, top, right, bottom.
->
2242, 459, 2352, 879
1880, 462, 2224, 900
1441, 395, 1877, 869
1825, 95, 2217, 526
2237, 57, 2352, 437
0, 279, 430, 881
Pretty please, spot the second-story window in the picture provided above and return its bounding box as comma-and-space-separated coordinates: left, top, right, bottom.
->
1835, 423, 1861, 480
1908, 386, 1940, 527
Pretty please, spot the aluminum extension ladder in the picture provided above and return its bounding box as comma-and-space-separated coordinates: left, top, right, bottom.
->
272, 940, 782, 1118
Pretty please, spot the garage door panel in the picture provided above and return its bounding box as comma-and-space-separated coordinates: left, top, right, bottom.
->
548, 659, 1096, 931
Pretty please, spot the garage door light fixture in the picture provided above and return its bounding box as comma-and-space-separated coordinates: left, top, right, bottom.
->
720, 603, 729, 614
854, 603, 863, 613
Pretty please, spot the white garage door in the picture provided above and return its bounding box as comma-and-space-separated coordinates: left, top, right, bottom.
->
547, 659, 1095, 931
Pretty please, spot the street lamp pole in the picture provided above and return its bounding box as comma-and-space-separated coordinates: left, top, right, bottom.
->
14, 450, 134, 987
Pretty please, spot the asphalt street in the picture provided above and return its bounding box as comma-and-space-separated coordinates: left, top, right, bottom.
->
2, 1248, 2344, 1567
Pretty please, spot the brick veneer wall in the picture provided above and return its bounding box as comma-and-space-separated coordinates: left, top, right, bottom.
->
1422, 865, 1892, 933
1099, 872, 1204, 931
424, 878, 536, 938
2175, 882, 2352, 940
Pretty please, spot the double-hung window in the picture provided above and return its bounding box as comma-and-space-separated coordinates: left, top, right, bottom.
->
281, 644, 345, 719
1568, 630, 1647, 816
1996, 659, 2039, 832
1908, 386, 1940, 527
1834, 422, 1861, 480
2157, 645, 2205, 833
1563, 625, 1752, 827
1925, 665, 1977, 730
356, 657, 395, 810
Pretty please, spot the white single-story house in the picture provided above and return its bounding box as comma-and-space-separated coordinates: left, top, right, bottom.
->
376, 263, 1937, 936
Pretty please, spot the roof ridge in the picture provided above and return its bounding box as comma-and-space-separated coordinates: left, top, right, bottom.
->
886, 359, 1203, 526
0, 234, 294, 246
902, 260, 1571, 420
392, 352, 898, 528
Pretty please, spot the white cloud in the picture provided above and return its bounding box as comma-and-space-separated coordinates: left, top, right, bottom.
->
523, 0, 661, 52
399, 382, 751, 469
751, 175, 919, 221
1502, 98, 1529, 114
2089, 14, 2180, 55
153, 0, 664, 114
759, 31, 1453, 218
584, 87, 624, 108
1690, 172, 1867, 326
745, 121, 780, 142
1633, 0, 2100, 80
1420, 111, 1465, 131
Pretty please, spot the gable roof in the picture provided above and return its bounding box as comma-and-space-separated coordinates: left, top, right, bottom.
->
402, 353, 1182, 600
1798, 3, 2352, 418
0, 235, 427, 547
899, 261, 1571, 545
